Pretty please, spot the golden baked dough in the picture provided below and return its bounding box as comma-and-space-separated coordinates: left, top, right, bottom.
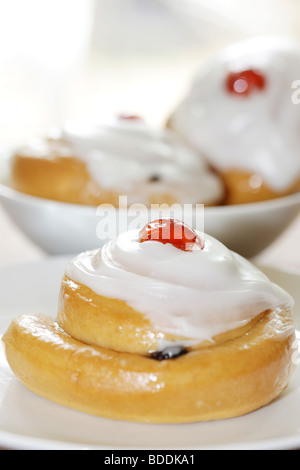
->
2, 307, 295, 423
11, 151, 221, 207
221, 170, 300, 205
58, 275, 267, 355
11, 153, 121, 206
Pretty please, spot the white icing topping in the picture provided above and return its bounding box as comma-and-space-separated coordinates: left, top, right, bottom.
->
169, 37, 300, 192
59, 118, 224, 205
65, 228, 293, 345
16, 137, 73, 160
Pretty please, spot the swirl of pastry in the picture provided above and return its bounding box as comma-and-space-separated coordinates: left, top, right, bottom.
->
59, 218, 293, 354
2, 220, 296, 423
168, 37, 300, 204
10, 116, 225, 206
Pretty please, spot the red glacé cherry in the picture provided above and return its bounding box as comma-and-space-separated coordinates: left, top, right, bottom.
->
226, 69, 266, 96
139, 218, 204, 251
117, 113, 143, 121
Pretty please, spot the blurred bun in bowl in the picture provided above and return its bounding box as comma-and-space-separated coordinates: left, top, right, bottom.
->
10, 115, 225, 208
168, 37, 300, 205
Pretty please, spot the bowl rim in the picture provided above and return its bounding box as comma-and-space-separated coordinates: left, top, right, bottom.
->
1, 180, 300, 215
0, 181, 97, 214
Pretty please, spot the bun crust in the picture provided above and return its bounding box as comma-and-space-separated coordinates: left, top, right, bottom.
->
2, 306, 295, 423
11, 154, 122, 206
221, 170, 300, 205
58, 276, 270, 355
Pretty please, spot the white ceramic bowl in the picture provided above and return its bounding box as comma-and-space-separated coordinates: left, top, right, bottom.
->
1, 175, 300, 258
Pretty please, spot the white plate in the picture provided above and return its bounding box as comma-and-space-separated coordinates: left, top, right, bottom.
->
0, 257, 299, 450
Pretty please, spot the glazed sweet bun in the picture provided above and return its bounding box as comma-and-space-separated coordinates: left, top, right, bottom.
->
168, 37, 300, 204
2, 219, 296, 423
10, 115, 224, 207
